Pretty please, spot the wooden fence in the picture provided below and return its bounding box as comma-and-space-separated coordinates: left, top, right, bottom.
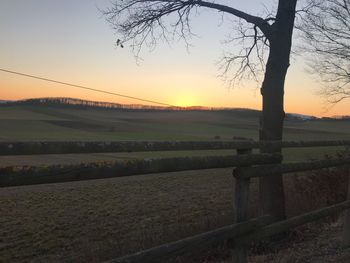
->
95, 140, 348, 263
0, 153, 281, 186
1, 140, 350, 262
1, 140, 349, 187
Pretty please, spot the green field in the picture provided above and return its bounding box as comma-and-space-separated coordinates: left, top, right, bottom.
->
1, 103, 349, 262
0, 104, 349, 142
0, 103, 349, 167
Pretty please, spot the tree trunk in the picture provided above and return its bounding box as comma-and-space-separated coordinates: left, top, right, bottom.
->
259, 0, 297, 221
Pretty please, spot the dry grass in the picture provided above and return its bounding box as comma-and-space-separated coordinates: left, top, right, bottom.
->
1, 165, 349, 262
0, 168, 236, 262
247, 219, 350, 263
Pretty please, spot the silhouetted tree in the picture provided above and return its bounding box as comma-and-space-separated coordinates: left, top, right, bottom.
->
104, 0, 302, 221
300, 0, 350, 104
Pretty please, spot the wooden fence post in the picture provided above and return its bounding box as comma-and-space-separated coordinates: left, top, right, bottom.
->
232, 148, 252, 263
343, 166, 350, 247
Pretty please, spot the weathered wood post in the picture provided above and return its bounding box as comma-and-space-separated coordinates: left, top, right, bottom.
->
232, 147, 252, 263
343, 165, 350, 247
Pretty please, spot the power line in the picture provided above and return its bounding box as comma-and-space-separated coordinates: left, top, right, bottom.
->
0, 68, 174, 107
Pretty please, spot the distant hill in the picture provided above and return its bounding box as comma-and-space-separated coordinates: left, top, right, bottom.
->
1, 97, 323, 120
1, 97, 349, 142
0, 100, 12, 104
1, 97, 262, 113
329, 115, 350, 121
4, 96, 350, 121
286, 113, 317, 121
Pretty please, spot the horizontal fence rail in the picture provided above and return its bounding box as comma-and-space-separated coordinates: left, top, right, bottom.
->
0, 153, 282, 187
105, 201, 350, 263
105, 216, 273, 263
235, 157, 350, 179
0, 140, 349, 155
238, 200, 350, 244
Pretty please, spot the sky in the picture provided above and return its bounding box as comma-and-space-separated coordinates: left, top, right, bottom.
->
0, 0, 349, 117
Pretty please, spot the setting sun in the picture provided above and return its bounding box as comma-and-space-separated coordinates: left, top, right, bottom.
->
174, 95, 197, 107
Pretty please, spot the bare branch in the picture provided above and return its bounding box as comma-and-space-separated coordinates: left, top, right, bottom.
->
195, 1, 272, 38
299, 0, 350, 104
219, 19, 270, 87
103, 0, 273, 82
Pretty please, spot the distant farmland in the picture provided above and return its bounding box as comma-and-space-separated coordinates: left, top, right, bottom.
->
0, 101, 349, 168
0, 102, 349, 142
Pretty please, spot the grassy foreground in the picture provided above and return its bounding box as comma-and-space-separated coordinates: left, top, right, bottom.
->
1, 166, 349, 262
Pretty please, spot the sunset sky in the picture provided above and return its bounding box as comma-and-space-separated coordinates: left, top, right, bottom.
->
1, 0, 349, 117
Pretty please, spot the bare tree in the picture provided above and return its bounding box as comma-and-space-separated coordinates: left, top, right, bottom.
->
103, 0, 300, 222
300, 0, 350, 103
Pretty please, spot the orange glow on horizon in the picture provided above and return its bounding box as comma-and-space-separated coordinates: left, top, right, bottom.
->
1, 1, 349, 119
1, 70, 349, 118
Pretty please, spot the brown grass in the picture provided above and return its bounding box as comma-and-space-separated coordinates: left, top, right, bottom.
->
1, 164, 349, 262
0, 168, 236, 262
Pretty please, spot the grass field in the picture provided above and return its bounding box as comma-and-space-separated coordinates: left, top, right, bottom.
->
0, 103, 349, 166
1, 103, 349, 262
1, 168, 348, 262
0, 168, 236, 262
0, 104, 349, 142
0, 103, 349, 189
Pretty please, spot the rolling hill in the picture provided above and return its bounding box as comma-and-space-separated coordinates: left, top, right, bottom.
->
0, 97, 349, 142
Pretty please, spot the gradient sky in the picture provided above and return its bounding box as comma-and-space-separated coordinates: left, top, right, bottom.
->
0, 0, 349, 116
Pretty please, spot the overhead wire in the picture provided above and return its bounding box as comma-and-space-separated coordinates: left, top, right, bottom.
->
0, 68, 175, 107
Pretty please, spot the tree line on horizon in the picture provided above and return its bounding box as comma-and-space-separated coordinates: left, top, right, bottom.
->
2, 97, 349, 120
1, 97, 260, 112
